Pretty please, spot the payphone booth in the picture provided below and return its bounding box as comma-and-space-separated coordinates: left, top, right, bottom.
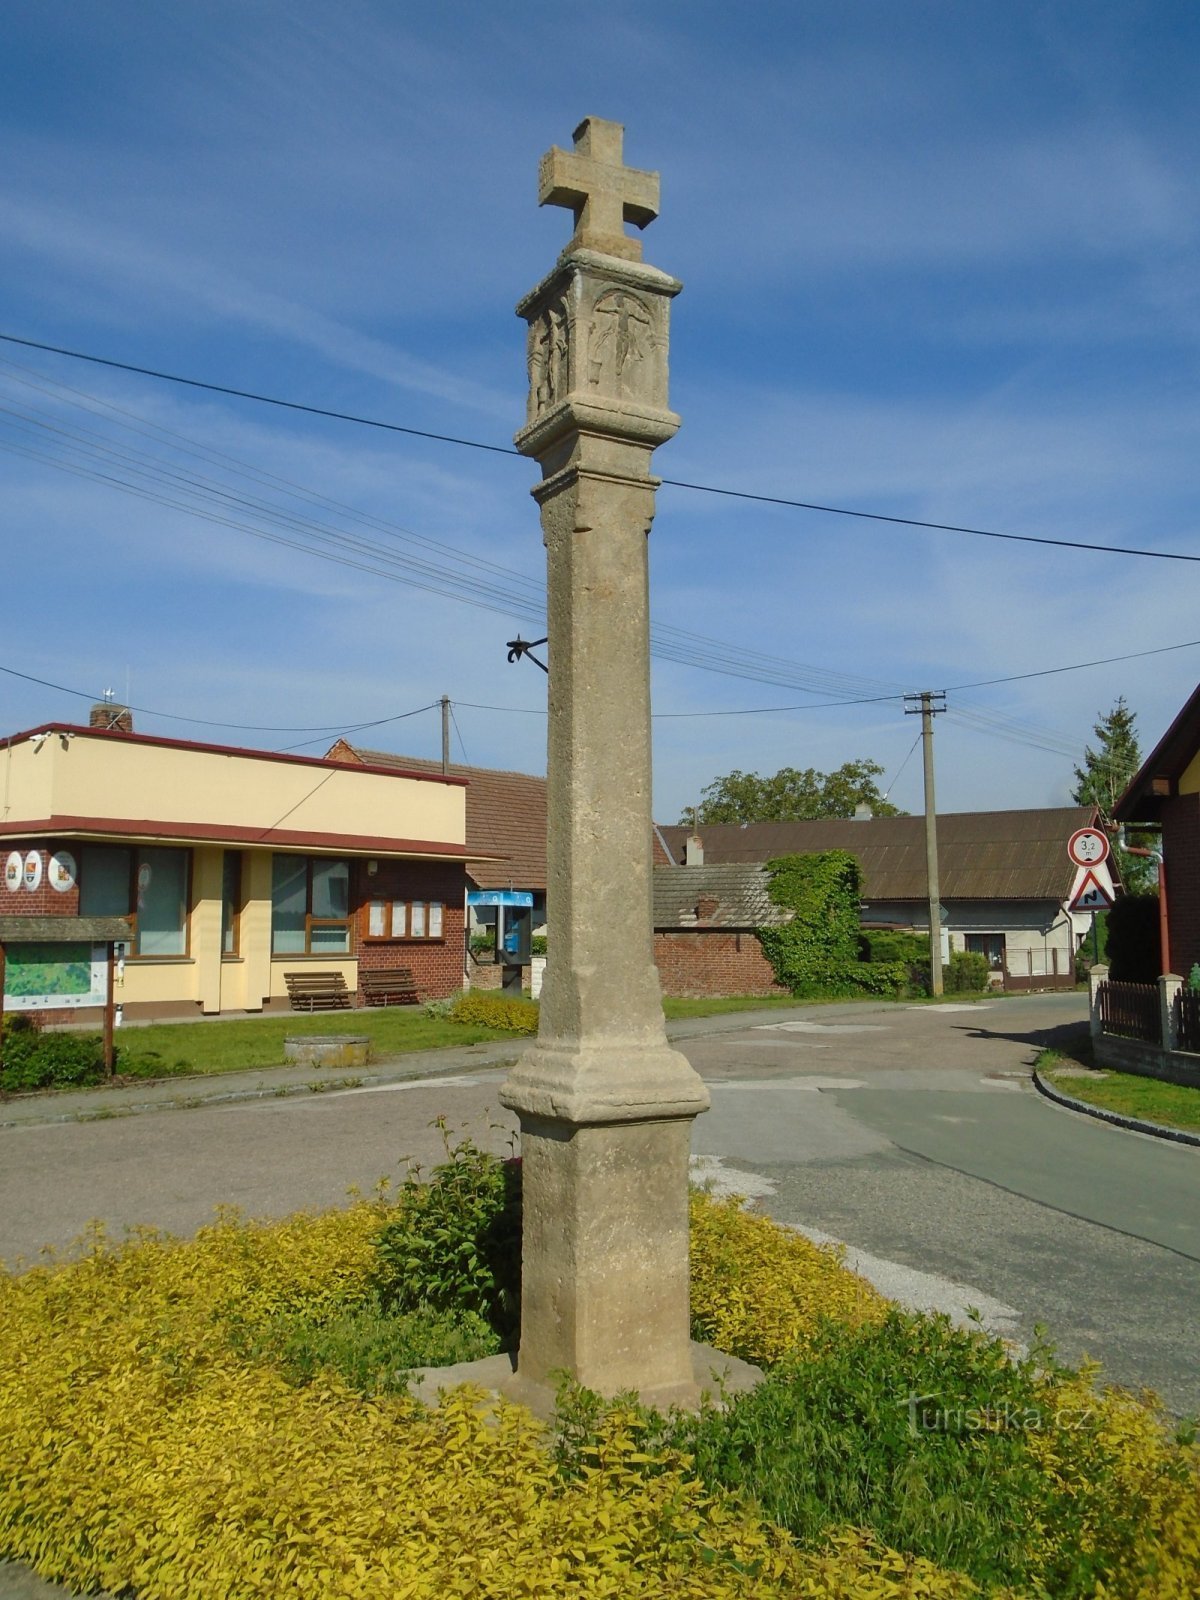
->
467, 889, 534, 996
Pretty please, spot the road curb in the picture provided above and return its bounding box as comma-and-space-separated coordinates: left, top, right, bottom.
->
1032, 1068, 1200, 1149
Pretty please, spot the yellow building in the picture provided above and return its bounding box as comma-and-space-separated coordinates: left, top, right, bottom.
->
0, 711, 471, 1020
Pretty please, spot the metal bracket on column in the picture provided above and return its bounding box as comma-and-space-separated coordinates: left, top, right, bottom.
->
506, 635, 549, 673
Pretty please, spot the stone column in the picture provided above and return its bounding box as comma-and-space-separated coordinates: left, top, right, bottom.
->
500, 119, 710, 1411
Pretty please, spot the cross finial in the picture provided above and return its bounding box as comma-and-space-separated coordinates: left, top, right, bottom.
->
538, 117, 659, 262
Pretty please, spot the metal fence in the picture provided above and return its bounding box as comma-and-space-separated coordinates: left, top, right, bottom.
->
1097, 980, 1160, 1044
1174, 988, 1200, 1054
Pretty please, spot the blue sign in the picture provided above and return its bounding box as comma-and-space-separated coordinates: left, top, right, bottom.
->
467, 889, 534, 908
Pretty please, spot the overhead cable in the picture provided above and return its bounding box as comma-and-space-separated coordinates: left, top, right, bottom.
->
2, 330, 1195, 564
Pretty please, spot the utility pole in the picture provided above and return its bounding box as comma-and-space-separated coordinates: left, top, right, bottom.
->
904, 691, 947, 996
441, 696, 451, 775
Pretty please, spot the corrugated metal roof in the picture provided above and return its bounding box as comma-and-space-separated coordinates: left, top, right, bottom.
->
652, 865, 791, 929
656, 808, 1097, 902
336, 745, 547, 891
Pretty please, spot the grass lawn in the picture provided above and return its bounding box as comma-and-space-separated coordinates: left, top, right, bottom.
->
115, 1010, 519, 1080
109, 995, 823, 1081
1041, 1043, 1200, 1133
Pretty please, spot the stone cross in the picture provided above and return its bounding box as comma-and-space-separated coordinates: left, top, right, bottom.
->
538, 116, 659, 262
501, 120, 713, 1414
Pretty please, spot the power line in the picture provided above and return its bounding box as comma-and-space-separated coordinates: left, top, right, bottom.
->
6, 358, 1187, 754
3, 329, 1195, 565
0, 662, 440, 738
945, 637, 1200, 693
2, 360, 1189, 769
0, 332, 519, 458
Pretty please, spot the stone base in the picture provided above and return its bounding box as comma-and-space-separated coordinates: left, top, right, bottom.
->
405, 1342, 763, 1419
282, 1034, 369, 1068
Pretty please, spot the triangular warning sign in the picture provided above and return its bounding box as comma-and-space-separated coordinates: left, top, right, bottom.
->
1069, 866, 1115, 913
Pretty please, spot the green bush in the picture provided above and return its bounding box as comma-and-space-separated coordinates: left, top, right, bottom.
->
447, 992, 538, 1034
238, 1296, 499, 1395
0, 1029, 107, 1092
755, 853, 910, 997
861, 931, 932, 995
663, 1309, 1160, 1598
944, 950, 989, 993
530, 934, 548, 957
859, 929, 929, 966
372, 1130, 523, 1342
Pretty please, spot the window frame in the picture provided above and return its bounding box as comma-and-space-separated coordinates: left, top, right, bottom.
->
221, 850, 243, 958
270, 854, 352, 957
362, 898, 446, 942
79, 843, 192, 959
965, 932, 1006, 972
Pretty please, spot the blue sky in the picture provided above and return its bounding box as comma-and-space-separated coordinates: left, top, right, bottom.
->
1, 1, 1197, 821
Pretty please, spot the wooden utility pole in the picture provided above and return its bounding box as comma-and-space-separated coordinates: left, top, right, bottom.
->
441, 696, 451, 775
905, 691, 947, 996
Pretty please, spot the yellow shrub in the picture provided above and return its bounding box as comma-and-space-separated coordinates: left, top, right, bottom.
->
0, 1199, 929, 1600
448, 991, 539, 1034
1029, 1365, 1200, 1599
4, 1196, 1190, 1599
688, 1189, 885, 1366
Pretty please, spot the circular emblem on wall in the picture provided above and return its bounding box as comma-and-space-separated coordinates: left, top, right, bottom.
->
4, 851, 22, 892
23, 850, 43, 892
48, 850, 77, 893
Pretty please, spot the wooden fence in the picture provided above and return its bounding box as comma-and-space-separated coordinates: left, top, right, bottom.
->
1173, 988, 1200, 1054
1097, 980, 1160, 1044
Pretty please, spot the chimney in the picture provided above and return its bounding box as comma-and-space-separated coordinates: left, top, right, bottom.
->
89, 702, 133, 734
685, 832, 704, 865
853, 803, 873, 821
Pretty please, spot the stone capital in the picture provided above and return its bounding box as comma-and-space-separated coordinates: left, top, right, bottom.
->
517, 253, 682, 448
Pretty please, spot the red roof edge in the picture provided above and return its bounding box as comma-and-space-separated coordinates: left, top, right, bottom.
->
1, 724, 468, 787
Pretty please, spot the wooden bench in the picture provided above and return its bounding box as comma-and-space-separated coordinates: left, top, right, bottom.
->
360, 967, 420, 1007
284, 971, 351, 1012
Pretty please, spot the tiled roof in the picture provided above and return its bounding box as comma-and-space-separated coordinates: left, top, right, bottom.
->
332, 744, 547, 891
652, 865, 791, 929
656, 808, 1098, 903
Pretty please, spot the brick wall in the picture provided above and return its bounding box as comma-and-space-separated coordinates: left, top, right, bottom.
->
353, 860, 466, 1001
1162, 793, 1200, 977
653, 930, 786, 998
1, 841, 82, 916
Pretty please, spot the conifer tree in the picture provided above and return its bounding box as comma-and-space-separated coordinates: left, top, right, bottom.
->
1071, 698, 1153, 892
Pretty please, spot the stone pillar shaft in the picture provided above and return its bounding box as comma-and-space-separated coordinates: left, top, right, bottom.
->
500, 130, 710, 1407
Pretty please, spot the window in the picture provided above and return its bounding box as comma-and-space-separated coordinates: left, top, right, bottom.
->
271, 855, 350, 954
364, 899, 444, 940
221, 851, 242, 956
79, 844, 190, 957
966, 933, 1005, 972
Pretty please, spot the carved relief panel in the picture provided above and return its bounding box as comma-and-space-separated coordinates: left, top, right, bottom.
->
524, 271, 671, 424
526, 298, 571, 423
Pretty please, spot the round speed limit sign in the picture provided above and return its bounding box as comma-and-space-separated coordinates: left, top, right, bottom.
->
1067, 827, 1110, 867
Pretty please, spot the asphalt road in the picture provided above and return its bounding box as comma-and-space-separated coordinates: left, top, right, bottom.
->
2, 992, 1197, 1418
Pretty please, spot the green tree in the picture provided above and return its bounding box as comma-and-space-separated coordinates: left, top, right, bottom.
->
686, 760, 905, 825
1071, 698, 1154, 892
